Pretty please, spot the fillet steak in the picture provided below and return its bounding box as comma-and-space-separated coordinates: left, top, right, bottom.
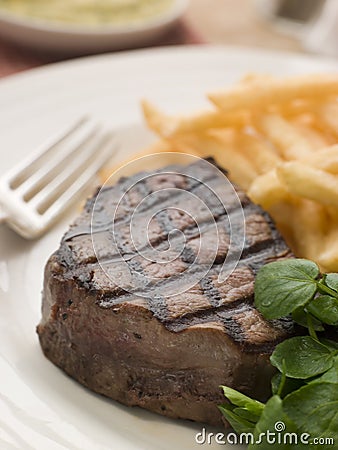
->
37, 158, 294, 426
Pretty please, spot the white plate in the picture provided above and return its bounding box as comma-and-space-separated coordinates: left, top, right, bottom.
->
0, 0, 187, 54
0, 46, 337, 450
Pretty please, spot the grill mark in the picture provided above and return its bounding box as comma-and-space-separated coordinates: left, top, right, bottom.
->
165, 304, 295, 352
64, 233, 286, 301
147, 295, 171, 323
63, 166, 242, 242
243, 246, 293, 275
222, 315, 248, 348
200, 276, 222, 308
113, 212, 171, 319
67, 202, 266, 264
88, 248, 280, 312
156, 210, 176, 235
62, 232, 288, 312
75, 168, 238, 266
164, 302, 250, 332
74, 195, 258, 268
181, 246, 196, 264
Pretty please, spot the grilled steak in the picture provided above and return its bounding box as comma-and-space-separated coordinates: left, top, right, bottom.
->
37, 158, 294, 426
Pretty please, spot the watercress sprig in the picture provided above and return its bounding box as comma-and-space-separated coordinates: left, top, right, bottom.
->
219, 258, 338, 449
254, 258, 338, 326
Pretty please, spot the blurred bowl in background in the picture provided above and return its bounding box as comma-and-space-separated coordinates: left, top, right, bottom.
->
0, 0, 188, 55
253, 0, 326, 36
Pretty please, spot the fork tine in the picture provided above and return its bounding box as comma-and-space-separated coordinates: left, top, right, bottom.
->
8, 115, 90, 188
41, 133, 117, 221
30, 130, 113, 211
18, 120, 101, 200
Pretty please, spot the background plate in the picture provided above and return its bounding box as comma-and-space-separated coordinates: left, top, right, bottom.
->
0, 46, 338, 450
0, 0, 187, 54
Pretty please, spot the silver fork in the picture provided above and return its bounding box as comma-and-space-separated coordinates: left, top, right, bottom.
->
0, 116, 116, 239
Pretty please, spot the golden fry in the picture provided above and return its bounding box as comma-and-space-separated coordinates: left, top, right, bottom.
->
207, 129, 257, 189
232, 132, 282, 174
168, 129, 257, 190
316, 211, 338, 272
319, 101, 338, 139
288, 200, 328, 264
142, 100, 248, 138
247, 169, 291, 210
259, 114, 317, 159
277, 162, 338, 208
209, 74, 338, 112
290, 120, 331, 149
301, 144, 338, 173
142, 100, 178, 137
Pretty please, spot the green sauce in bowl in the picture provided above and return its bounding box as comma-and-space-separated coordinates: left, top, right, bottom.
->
0, 0, 175, 27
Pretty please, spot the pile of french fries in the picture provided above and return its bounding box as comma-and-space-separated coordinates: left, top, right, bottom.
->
105, 74, 338, 272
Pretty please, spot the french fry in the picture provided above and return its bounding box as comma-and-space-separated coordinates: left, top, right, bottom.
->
301, 144, 338, 173
321, 208, 338, 271
292, 106, 337, 145
209, 74, 338, 113
277, 162, 338, 208
326, 205, 338, 222
319, 101, 338, 139
155, 127, 257, 189
288, 200, 328, 263
316, 212, 338, 272
267, 201, 297, 250
259, 114, 317, 159
247, 169, 291, 210
276, 99, 319, 117
142, 101, 178, 137
141, 100, 249, 138
290, 120, 331, 149
267, 199, 328, 269
207, 129, 257, 189
232, 132, 282, 174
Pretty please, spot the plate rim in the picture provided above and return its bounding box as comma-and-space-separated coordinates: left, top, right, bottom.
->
1, 44, 338, 89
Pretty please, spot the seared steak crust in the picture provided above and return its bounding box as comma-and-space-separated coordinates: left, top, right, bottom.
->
37, 159, 294, 426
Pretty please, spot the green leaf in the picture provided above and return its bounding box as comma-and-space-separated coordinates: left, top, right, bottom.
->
321, 339, 338, 351
271, 373, 305, 398
233, 406, 261, 422
283, 382, 338, 444
307, 295, 338, 326
220, 386, 264, 417
249, 396, 301, 450
324, 273, 338, 292
311, 357, 338, 384
271, 373, 281, 395
292, 307, 324, 331
271, 336, 335, 379
218, 404, 256, 434
219, 386, 265, 434
254, 259, 319, 319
